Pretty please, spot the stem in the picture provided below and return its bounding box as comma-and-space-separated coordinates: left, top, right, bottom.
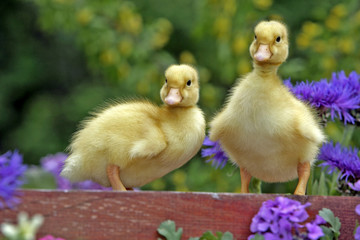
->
340, 124, 355, 146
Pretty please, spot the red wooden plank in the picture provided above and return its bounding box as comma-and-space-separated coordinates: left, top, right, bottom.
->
0, 190, 359, 240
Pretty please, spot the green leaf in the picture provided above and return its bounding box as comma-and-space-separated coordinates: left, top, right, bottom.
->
199, 231, 218, 240
189, 238, 200, 240
320, 226, 334, 240
157, 220, 183, 240
220, 232, 233, 240
311, 180, 319, 195
319, 208, 341, 239
250, 234, 265, 240
317, 171, 328, 196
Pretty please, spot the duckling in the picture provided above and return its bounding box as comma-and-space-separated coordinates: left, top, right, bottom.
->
61, 64, 205, 191
209, 21, 325, 195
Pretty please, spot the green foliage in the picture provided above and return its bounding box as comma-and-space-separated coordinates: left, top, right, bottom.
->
157, 220, 183, 240
319, 208, 341, 240
157, 220, 233, 240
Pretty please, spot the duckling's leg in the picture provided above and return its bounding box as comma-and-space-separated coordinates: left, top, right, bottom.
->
240, 167, 252, 193
294, 162, 310, 195
106, 164, 126, 191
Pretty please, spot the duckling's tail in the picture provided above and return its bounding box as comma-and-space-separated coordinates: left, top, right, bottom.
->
60, 154, 86, 182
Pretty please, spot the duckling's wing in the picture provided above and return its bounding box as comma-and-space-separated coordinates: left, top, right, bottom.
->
129, 126, 167, 159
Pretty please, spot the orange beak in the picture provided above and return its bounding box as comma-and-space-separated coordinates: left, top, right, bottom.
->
165, 88, 182, 105
254, 44, 272, 62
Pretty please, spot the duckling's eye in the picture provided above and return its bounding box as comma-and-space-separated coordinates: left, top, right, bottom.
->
165, 78, 167, 83
254, 35, 257, 40
187, 80, 192, 86
276, 36, 281, 43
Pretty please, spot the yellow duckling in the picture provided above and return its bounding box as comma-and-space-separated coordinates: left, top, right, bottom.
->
61, 64, 205, 190
209, 21, 325, 195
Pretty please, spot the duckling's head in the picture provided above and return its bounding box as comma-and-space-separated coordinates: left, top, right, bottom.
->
249, 20, 289, 66
160, 64, 199, 107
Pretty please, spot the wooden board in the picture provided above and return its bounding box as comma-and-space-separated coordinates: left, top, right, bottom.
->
0, 190, 359, 239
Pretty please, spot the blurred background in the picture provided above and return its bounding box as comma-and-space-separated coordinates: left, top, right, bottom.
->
1, 0, 360, 193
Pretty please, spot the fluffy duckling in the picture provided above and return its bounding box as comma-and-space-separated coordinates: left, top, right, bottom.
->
209, 21, 325, 195
61, 64, 205, 190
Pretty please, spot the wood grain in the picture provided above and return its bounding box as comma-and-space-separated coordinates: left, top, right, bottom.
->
0, 190, 359, 239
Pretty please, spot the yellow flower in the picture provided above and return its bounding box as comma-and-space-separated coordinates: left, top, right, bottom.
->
320, 57, 336, 71
179, 51, 197, 65
150, 179, 166, 190
302, 21, 323, 38
325, 15, 340, 31
76, 8, 93, 25
213, 16, 231, 40
337, 38, 355, 54
172, 170, 187, 185
331, 4, 347, 18
175, 186, 189, 192
224, 0, 237, 16
237, 59, 251, 75
296, 33, 310, 49
100, 50, 115, 65
151, 18, 173, 49
232, 34, 248, 55
127, 14, 143, 35
118, 5, 143, 35
117, 63, 130, 79
252, 0, 273, 10
118, 39, 133, 56
312, 40, 327, 53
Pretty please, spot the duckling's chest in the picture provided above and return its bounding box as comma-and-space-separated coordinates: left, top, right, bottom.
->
162, 108, 206, 159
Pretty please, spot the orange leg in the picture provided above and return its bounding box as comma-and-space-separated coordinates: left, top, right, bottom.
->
294, 162, 311, 195
106, 164, 126, 191
240, 167, 252, 193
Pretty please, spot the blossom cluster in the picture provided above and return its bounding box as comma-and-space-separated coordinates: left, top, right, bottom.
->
318, 141, 360, 194
249, 197, 325, 240
201, 136, 229, 169
41, 153, 109, 190
284, 71, 360, 125
0, 150, 27, 209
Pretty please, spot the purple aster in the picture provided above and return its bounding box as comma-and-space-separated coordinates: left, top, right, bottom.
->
201, 136, 229, 169
318, 142, 360, 184
0, 150, 27, 209
349, 180, 360, 191
285, 71, 360, 125
41, 153, 109, 190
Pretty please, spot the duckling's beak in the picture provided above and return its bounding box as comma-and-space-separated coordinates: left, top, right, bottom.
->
165, 88, 182, 105
254, 44, 272, 61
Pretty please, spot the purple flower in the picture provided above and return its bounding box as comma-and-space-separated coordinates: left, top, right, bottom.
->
38, 235, 66, 240
318, 142, 360, 189
355, 204, 360, 240
306, 222, 324, 239
0, 150, 27, 209
356, 204, 360, 216
41, 153, 109, 190
249, 197, 311, 238
201, 136, 229, 169
349, 180, 360, 191
285, 71, 360, 124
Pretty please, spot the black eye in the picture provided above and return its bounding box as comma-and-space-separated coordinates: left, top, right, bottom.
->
165, 78, 167, 83
254, 35, 257, 40
276, 36, 281, 42
187, 80, 192, 86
